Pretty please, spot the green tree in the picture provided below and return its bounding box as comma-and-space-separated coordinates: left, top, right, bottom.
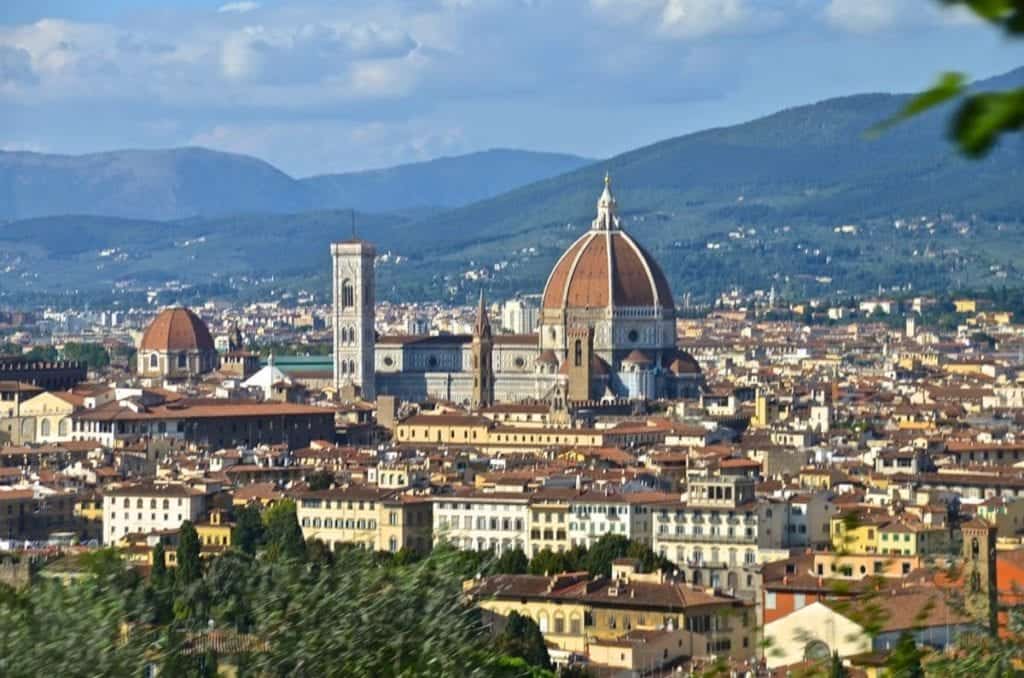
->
493, 547, 529, 575
262, 499, 306, 561
886, 631, 924, 678
23, 346, 59, 362
584, 534, 632, 577
528, 548, 569, 576
305, 469, 334, 491
231, 504, 266, 555
151, 541, 168, 586
176, 521, 202, 587
495, 611, 551, 670
61, 342, 111, 369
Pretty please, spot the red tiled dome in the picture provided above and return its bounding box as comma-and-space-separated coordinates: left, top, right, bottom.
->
140, 307, 215, 353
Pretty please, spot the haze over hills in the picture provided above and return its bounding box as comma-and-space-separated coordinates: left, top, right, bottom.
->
0, 147, 594, 221
1, 67, 1022, 304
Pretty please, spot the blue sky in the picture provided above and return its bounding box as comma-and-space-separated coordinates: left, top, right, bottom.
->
1, 0, 1021, 176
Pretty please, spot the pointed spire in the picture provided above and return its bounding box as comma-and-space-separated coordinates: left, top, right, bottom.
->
593, 172, 619, 231
474, 290, 492, 338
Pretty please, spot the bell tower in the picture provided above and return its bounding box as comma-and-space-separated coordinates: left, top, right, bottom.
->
566, 326, 593, 402
471, 291, 494, 409
331, 239, 376, 401
962, 518, 997, 633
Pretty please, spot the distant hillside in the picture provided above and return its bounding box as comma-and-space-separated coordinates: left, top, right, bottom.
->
1, 67, 1022, 305
300, 149, 593, 213
0, 147, 303, 221
0, 147, 594, 221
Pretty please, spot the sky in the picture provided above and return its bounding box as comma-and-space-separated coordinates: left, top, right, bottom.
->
1, 0, 1021, 177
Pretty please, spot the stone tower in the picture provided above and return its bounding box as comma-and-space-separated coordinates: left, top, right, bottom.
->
471, 291, 494, 409
566, 325, 593, 402
331, 239, 376, 401
962, 518, 998, 633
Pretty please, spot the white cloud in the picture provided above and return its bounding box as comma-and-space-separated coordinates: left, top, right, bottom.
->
589, 0, 766, 39
219, 22, 418, 84
823, 0, 897, 33
189, 118, 468, 174
824, 0, 983, 33
218, 1, 261, 13
659, 0, 751, 39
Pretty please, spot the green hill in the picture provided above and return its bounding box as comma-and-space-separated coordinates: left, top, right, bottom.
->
1, 68, 1022, 305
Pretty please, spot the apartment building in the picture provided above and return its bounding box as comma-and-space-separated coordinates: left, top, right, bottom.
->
102, 483, 207, 544
295, 486, 433, 554
432, 491, 530, 554
468, 559, 754, 668
651, 475, 791, 601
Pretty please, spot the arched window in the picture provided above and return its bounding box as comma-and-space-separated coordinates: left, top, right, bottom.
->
40, 419, 50, 437
342, 279, 355, 308
537, 612, 549, 633
804, 641, 830, 662
341, 362, 348, 374
349, 360, 356, 374
177, 352, 187, 368
149, 353, 158, 368
58, 418, 69, 436
971, 537, 980, 560
574, 339, 582, 367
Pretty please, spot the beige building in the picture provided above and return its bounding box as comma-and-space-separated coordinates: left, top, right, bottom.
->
0, 381, 43, 445
17, 391, 79, 444
469, 560, 754, 666
395, 413, 604, 454
295, 486, 433, 554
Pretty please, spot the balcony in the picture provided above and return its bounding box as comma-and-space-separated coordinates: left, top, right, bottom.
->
656, 532, 757, 545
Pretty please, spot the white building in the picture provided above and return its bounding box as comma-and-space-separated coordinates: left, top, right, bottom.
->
567, 490, 664, 550
651, 475, 791, 597
432, 492, 530, 554
501, 296, 540, 335
102, 483, 206, 544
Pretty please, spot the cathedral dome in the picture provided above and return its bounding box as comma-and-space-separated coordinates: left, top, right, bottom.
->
140, 307, 215, 353
541, 176, 674, 312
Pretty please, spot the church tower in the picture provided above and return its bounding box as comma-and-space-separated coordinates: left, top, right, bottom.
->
962, 518, 998, 633
471, 291, 494, 409
331, 240, 376, 401
566, 326, 593, 402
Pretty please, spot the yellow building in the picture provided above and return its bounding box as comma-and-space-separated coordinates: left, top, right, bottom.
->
830, 513, 885, 554
528, 488, 576, 556
830, 513, 952, 557
295, 486, 432, 553
953, 299, 978, 313
196, 509, 234, 551
468, 560, 753, 665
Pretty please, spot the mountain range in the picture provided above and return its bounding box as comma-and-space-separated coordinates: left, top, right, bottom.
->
1, 66, 1022, 305
0, 148, 593, 221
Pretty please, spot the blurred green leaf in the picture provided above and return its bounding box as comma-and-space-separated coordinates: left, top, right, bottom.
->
871, 72, 967, 136
951, 88, 1024, 156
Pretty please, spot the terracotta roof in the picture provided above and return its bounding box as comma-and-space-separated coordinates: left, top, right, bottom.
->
140, 307, 215, 352
541, 229, 674, 311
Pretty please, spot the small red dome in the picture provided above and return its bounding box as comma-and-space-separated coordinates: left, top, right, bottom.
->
140, 307, 215, 353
